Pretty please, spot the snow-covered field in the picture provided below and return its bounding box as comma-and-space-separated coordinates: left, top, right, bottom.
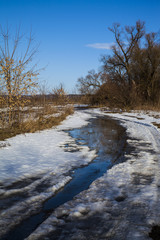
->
1, 108, 160, 239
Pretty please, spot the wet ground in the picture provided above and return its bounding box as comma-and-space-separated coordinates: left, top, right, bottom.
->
1, 115, 130, 240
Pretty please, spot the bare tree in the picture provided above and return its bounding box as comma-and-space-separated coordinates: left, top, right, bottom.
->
39, 80, 50, 107
102, 20, 145, 88
77, 21, 160, 107
130, 32, 160, 102
76, 69, 107, 95
53, 83, 68, 105
0, 25, 39, 125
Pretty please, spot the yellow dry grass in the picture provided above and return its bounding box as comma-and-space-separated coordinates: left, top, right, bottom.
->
0, 105, 74, 141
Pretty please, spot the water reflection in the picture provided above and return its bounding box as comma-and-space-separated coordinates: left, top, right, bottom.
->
68, 116, 126, 165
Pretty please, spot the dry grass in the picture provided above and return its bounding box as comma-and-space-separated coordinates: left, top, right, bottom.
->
132, 102, 160, 112
0, 105, 74, 141
152, 122, 160, 129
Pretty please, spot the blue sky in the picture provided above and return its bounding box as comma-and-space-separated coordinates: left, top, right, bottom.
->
1, 0, 160, 93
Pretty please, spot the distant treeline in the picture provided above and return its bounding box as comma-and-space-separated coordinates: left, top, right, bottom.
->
0, 94, 83, 107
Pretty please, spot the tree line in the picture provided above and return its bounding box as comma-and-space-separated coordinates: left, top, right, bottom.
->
77, 20, 160, 107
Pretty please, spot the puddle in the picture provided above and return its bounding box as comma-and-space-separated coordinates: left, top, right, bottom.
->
1, 116, 129, 240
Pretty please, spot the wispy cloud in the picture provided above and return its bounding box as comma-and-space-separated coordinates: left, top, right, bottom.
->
86, 42, 114, 50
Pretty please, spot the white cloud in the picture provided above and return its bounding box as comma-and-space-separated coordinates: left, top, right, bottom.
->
86, 42, 114, 50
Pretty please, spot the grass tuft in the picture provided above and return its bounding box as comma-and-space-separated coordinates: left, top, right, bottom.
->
0, 105, 74, 141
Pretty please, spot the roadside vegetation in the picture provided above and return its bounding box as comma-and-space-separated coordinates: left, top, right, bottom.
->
0, 26, 74, 141
77, 20, 160, 110
0, 86, 74, 141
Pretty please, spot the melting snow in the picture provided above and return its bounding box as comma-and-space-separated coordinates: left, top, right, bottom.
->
25, 109, 160, 240
1, 109, 160, 239
0, 110, 96, 237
